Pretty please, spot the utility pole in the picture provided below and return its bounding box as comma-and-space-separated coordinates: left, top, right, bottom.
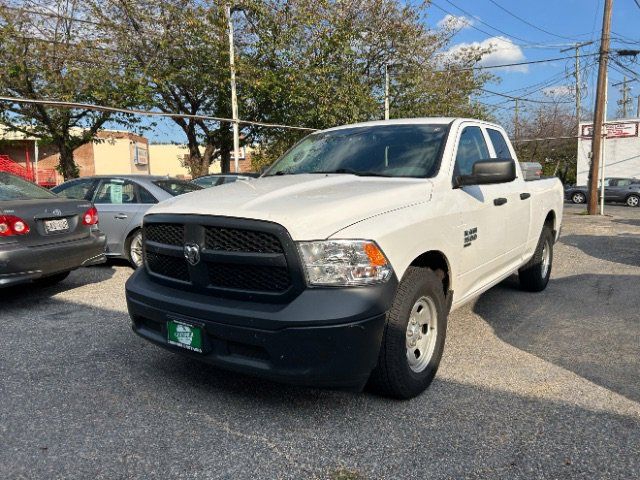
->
561, 41, 593, 125
588, 0, 613, 215
637, 95, 640, 117
384, 64, 390, 120
614, 77, 632, 118
226, 4, 240, 174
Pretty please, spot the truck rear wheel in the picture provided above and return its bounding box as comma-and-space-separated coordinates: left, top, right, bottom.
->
518, 226, 553, 292
368, 267, 447, 399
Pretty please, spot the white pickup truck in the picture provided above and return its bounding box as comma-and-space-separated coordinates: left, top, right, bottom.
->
126, 118, 564, 399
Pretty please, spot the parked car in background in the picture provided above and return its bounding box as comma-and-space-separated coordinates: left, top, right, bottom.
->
565, 177, 640, 206
0, 172, 106, 287
192, 173, 259, 188
52, 175, 201, 267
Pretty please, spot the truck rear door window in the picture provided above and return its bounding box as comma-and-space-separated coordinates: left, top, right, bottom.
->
487, 129, 513, 159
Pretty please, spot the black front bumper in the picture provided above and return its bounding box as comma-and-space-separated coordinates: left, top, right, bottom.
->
0, 231, 106, 287
126, 268, 397, 390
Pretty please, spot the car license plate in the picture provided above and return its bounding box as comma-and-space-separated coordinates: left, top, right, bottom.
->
167, 320, 203, 353
44, 218, 69, 233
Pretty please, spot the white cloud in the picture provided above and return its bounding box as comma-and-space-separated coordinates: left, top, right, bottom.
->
437, 14, 474, 31
543, 85, 575, 97
446, 36, 528, 73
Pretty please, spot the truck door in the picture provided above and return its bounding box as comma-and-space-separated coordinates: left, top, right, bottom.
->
450, 125, 511, 297
486, 127, 530, 265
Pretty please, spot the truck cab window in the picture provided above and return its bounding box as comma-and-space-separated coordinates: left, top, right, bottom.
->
454, 126, 490, 177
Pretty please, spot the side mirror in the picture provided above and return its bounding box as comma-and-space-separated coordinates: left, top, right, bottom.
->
454, 159, 516, 188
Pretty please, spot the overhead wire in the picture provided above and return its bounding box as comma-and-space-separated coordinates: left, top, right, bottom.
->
484, 0, 582, 41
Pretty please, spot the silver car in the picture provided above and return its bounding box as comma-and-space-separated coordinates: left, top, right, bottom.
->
52, 175, 201, 266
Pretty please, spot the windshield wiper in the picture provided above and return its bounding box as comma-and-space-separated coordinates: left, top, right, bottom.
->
312, 168, 392, 177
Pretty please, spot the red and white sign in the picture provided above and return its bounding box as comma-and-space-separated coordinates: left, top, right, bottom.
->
581, 122, 639, 139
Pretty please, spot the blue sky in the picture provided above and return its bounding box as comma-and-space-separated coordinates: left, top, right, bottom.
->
144, 0, 640, 143
429, 0, 640, 124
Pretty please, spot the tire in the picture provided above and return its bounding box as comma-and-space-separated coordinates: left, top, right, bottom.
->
519, 226, 554, 292
368, 267, 448, 399
626, 194, 640, 207
34, 271, 70, 287
125, 229, 144, 268
571, 191, 586, 204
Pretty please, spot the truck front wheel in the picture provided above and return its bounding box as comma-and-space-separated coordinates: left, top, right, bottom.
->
518, 226, 553, 292
369, 267, 448, 399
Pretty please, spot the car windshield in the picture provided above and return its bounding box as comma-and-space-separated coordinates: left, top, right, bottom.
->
0, 173, 57, 201
265, 124, 448, 178
153, 180, 202, 196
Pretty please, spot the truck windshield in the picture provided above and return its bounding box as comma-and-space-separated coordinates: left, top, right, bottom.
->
265, 124, 448, 178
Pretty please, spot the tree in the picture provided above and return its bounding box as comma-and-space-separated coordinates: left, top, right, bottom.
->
511, 102, 577, 184
91, 0, 243, 177
243, 0, 493, 170
0, 0, 144, 179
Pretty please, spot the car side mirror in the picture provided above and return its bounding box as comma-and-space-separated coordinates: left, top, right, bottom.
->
454, 159, 516, 188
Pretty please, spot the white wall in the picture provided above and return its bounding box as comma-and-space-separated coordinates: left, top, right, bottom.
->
577, 119, 640, 185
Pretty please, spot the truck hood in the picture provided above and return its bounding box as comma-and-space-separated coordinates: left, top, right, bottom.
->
147, 174, 432, 239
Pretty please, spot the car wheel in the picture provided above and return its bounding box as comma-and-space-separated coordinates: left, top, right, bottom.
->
126, 230, 144, 268
571, 192, 586, 204
519, 225, 554, 292
626, 194, 640, 207
33, 271, 70, 287
368, 267, 448, 399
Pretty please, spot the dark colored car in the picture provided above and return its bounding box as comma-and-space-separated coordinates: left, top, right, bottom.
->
565, 177, 640, 207
52, 175, 201, 267
192, 173, 259, 188
0, 172, 106, 288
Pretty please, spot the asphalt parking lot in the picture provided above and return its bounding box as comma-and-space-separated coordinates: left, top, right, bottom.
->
1, 203, 639, 480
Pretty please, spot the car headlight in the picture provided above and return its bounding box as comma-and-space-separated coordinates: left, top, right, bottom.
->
297, 240, 393, 286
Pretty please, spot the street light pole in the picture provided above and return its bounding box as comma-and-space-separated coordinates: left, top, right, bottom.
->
226, 4, 240, 174
384, 64, 390, 120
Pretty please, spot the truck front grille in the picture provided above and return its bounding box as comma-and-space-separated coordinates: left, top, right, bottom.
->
143, 217, 301, 301
204, 226, 283, 253
145, 251, 190, 282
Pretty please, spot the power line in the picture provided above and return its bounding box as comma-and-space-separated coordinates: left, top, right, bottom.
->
430, 1, 567, 49
440, 0, 534, 44
485, 0, 581, 41
439, 52, 599, 72
480, 88, 573, 104
0, 96, 319, 132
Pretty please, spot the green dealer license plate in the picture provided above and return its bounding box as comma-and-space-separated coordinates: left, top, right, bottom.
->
167, 320, 203, 353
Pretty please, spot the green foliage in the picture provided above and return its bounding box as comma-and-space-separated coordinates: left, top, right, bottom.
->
0, 1, 147, 179
242, 0, 494, 167
1, 0, 496, 177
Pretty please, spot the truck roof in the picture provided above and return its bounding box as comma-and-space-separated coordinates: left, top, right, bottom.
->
322, 117, 505, 133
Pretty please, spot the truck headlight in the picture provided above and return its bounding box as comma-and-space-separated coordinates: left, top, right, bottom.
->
297, 240, 393, 286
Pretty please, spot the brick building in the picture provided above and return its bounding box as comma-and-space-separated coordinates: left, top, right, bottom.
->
1, 125, 255, 185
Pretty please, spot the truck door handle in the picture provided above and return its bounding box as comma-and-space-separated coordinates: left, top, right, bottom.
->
114, 214, 128, 219
493, 198, 508, 206
520, 193, 531, 200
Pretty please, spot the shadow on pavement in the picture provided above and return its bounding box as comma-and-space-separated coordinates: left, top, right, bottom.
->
0, 264, 116, 304
474, 273, 640, 403
1, 289, 639, 478
561, 233, 640, 267
613, 217, 640, 228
